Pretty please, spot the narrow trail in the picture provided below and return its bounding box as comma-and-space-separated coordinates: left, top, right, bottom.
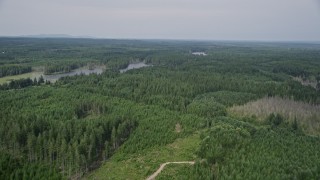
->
146, 161, 195, 180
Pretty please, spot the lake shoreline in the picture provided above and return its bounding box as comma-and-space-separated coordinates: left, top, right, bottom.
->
0, 65, 106, 84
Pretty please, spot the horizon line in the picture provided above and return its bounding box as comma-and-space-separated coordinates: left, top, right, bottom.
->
1, 35, 320, 44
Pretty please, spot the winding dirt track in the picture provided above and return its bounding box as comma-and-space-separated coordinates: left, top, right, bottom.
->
146, 161, 195, 180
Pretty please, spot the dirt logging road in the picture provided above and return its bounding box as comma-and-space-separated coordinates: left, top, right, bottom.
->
146, 161, 195, 180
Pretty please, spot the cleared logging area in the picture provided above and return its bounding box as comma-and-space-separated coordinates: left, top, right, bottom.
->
229, 96, 320, 135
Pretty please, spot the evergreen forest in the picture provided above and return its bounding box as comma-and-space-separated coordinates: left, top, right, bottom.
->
0, 38, 320, 179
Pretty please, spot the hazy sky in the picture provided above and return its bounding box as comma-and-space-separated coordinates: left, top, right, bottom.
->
1, 0, 320, 41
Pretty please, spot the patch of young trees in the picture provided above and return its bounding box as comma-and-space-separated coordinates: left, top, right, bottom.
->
195, 117, 320, 179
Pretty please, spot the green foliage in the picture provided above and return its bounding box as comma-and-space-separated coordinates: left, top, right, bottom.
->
0, 153, 63, 180
187, 97, 227, 118
195, 119, 320, 179
6, 78, 33, 89
0, 38, 319, 179
0, 75, 47, 90
198, 122, 251, 164
156, 164, 196, 180
0, 87, 139, 178
273, 65, 309, 77
88, 133, 201, 180
267, 113, 284, 126
0, 65, 32, 77
44, 62, 86, 75
292, 117, 299, 131
195, 91, 258, 107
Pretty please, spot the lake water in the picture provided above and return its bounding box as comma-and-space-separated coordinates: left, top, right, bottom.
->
42, 66, 104, 82
120, 62, 151, 73
0, 65, 105, 84
192, 52, 207, 56
0, 62, 151, 85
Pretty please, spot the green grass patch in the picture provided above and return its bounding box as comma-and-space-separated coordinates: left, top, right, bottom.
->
86, 133, 200, 180
156, 163, 194, 180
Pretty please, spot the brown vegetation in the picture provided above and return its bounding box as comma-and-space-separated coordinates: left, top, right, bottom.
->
175, 123, 182, 133
229, 96, 320, 135
293, 76, 317, 89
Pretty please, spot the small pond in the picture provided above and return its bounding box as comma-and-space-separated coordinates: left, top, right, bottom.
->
43, 66, 104, 82
120, 62, 151, 73
192, 52, 207, 56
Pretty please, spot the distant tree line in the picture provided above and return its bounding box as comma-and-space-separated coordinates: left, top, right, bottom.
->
44, 62, 86, 75
0, 65, 32, 77
0, 76, 47, 90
